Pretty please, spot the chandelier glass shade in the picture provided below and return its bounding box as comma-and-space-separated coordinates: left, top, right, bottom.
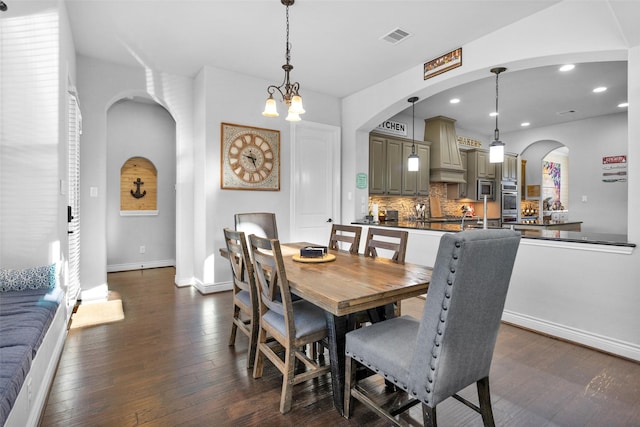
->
262, 0, 305, 121
489, 67, 507, 163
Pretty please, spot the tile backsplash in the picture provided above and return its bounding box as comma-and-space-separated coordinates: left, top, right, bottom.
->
369, 183, 500, 220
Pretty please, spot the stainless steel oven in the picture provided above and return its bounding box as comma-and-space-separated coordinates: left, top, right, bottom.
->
501, 182, 518, 223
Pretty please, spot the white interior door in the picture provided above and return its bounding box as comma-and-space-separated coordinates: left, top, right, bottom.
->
290, 121, 340, 245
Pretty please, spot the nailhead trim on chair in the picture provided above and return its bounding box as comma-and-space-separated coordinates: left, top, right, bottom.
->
347, 237, 464, 405
423, 236, 461, 405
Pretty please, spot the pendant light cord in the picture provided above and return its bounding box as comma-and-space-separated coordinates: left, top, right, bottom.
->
412, 99, 416, 154
494, 70, 500, 142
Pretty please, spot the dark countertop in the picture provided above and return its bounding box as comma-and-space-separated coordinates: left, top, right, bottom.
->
352, 220, 635, 248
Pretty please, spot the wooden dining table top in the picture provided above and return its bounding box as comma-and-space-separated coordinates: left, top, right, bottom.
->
277, 242, 432, 317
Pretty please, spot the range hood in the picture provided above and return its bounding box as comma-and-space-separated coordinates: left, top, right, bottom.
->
424, 116, 466, 184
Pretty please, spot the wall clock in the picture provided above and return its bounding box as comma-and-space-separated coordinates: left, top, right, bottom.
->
221, 123, 280, 190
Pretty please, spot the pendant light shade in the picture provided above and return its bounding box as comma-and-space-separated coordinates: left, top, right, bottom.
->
407, 96, 420, 171
489, 67, 507, 163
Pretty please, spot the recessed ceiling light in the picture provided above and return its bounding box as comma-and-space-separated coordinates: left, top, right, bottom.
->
618, 102, 629, 108
559, 64, 575, 72
593, 86, 607, 93
489, 112, 498, 117
521, 122, 530, 127
449, 98, 460, 104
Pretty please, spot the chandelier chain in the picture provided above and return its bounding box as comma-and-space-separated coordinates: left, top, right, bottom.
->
285, 3, 290, 65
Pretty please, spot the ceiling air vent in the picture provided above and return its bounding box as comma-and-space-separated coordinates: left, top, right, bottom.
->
380, 28, 412, 44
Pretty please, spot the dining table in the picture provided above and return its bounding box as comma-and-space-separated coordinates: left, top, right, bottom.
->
219, 241, 432, 415
272, 242, 432, 415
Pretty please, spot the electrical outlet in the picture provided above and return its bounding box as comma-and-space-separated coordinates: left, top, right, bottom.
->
139, 245, 146, 254
581, 195, 588, 202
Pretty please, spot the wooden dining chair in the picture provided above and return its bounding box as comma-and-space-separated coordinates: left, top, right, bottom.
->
328, 224, 362, 254
364, 227, 409, 317
364, 227, 408, 263
249, 234, 331, 414
344, 229, 521, 426
234, 212, 278, 240
223, 228, 259, 369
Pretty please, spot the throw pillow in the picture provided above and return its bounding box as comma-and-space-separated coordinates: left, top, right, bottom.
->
0, 264, 56, 292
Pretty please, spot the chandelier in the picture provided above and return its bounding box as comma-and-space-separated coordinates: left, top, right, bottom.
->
489, 67, 507, 163
262, 0, 305, 122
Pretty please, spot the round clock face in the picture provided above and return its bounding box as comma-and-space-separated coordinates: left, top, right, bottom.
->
227, 134, 274, 183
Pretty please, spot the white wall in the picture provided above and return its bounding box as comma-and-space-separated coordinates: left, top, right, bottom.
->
106, 100, 176, 271
506, 113, 627, 235
197, 66, 341, 293
76, 58, 340, 294
76, 56, 194, 293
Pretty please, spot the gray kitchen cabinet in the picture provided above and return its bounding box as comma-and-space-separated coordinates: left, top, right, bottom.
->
466, 149, 495, 200
369, 136, 386, 194
403, 142, 431, 196
468, 149, 495, 179
501, 153, 518, 181
369, 133, 430, 196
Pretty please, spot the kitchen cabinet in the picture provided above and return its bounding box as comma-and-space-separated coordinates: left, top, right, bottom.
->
466, 149, 495, 199
402, 142, 430, 195
369, 133, 430, 196
446, 150, 468, 199
501, 153, 518, 181
467, 149, 495, 179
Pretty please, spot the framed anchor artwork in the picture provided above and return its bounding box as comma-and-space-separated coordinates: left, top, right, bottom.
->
120, 156, 158, 214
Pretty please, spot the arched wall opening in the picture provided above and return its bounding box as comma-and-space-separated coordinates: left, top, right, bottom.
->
106, 97, 176, 272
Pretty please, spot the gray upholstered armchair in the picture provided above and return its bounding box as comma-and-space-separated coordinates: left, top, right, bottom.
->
344, 229, 521, 426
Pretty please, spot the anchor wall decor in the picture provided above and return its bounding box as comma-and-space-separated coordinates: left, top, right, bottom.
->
120, 157, 157, 211
131, 177, 147, 199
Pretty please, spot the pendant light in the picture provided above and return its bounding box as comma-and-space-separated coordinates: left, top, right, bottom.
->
407, 96, 420, 171
262, 0, 305, 121
489, 67, 507, 163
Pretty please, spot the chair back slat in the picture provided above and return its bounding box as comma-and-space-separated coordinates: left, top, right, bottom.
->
249, 235, 292, 321
364, 227, 408, 263
328, 224, 362, 254
223, 228, 256, 297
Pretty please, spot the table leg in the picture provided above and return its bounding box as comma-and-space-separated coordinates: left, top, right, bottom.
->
325, 312, 348, 416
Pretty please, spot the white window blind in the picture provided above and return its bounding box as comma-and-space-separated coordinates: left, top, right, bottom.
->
67, 89, 81, 309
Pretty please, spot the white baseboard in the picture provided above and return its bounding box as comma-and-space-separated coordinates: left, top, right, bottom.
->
193, 278, 232, 295
107, 259, 175, 273
174, 275, 193, 287
502, 310, 640, 362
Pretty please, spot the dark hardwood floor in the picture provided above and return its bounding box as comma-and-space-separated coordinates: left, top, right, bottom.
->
41, 267, 640, 426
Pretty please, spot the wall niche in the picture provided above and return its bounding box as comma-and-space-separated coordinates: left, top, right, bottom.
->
120, 156, 158, 215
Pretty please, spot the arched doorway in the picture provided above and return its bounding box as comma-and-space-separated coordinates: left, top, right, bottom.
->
106, 98, 176, 272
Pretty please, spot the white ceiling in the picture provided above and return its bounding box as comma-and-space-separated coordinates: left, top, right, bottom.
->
6, 0, 638, 135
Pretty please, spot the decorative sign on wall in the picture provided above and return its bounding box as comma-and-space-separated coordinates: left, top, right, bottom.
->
424, 48, 462, 80
602, 155, 627, 183
356, 173, 368, 189
457, 136, 482, 148
375, 120, 407, 137
221, 123, 280, 191
121, 157, 157, 212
